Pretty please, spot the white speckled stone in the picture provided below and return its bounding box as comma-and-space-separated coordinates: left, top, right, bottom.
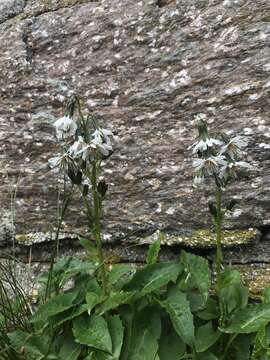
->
0, 0, 269, 246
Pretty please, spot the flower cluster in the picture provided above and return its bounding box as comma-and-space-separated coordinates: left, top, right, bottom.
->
48, 105, 114, 187
190, 114, 253, 188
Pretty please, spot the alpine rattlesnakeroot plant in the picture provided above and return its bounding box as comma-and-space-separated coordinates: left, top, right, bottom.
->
48, 96, 115, 297
5, 98, 270, 360
190, 113, 254, 292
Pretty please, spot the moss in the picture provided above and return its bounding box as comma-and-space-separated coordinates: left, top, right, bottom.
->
233, 264, 270, 297
15, 231, 80, 245
15, 234, 29, 243
187, 229, 258, 248
139, 228, 258, 249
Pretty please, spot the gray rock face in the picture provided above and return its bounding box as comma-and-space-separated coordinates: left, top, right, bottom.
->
0, 0, 25, 24
0, 0, 269, 250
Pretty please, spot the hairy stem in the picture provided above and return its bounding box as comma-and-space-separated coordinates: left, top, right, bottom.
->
215, 188, 223, 292
91, 161, 108, 296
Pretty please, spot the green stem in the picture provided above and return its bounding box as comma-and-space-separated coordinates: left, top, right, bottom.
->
91, 161, 108, 296
45, 184, 73, 301
81, 188, 93, 226
215, 188, 223, 292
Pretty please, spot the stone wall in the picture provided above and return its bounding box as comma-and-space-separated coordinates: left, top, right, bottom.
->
0, 0, 270, 292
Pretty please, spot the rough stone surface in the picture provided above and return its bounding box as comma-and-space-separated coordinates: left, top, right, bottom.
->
0, 0, 270, 291
0, 0, 25, 24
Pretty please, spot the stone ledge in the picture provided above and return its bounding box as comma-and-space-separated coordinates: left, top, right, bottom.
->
134, 228, 260, 249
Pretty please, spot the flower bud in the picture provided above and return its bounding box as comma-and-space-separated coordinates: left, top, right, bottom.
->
67, 166, 82, 185
97, 180, 108, 198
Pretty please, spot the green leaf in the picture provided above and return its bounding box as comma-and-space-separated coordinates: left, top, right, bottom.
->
63, 259, 97, 281
196, 351, 218, 360
79, 237, 98, 258
84, 277, 102, 295
86, 292, 102, 314
129, 329, 158, 360
146, 239, 161, 265
108, 265, 136, 291
59, 334, 82, 360
97, 291, 135, 315
195, 321, 220, 353
220, 268, 242, 289
158, 287, 194, 346
220, 283, 248, 316
32, 290, 78, 323
232, 334, 253, 360
196, 298, 219, 320
108, 315, 124, 359
87, 315, 124, 360
158, 327, 186, 360
220, 304, 270, 334
180, 251, 211, 302
188, 291, 206, 312
50, 304, 88, 327
86, 352, 104, 360
123, 262, 182, 296
144, 308, 162, 340
73, 315, 112, 353
262, 288, 270, 304
123, 309, 161, 360
8, 330, 52, 360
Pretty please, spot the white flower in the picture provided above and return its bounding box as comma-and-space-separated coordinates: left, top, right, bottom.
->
219, 160, 254, 179
69, 136, 91, 161
191, 137, 223, 154
193, 175, 205, 187
233, 161, 253, 169
220, 136, 248, 158
193, 155, 227, 175
48, 153, 73, 171
194, 113, 207, 122
54, 116, 77, 141
91, 128, 114, 156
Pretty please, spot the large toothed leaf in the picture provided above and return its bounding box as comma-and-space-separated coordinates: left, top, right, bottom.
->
220, 304, 270, 334
107, 315, 124, 359
180, 251, 211, 302
96, 291, 135, 315
195, 321, 220, 353
73, 315, 112, 353
8, 330, 54, 360
123, 262, 182, 296
31, 290, 78, 324
158, 328, 186, 360
86, 315, 124, 360
58, 333, 82, 360
158, 288, 194, 346
129, 328, 158, 360
107, 264, 136, 290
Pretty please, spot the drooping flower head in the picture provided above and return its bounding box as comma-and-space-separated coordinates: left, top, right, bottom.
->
91, 128, 114, 157
190, 114, 223, 156
69, 136, 92, 162
220, 135, 248, 159
49, 95, 116, 192
190, 114, 253, 188
54, 115, 77, 141
48, 152, 74, 172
